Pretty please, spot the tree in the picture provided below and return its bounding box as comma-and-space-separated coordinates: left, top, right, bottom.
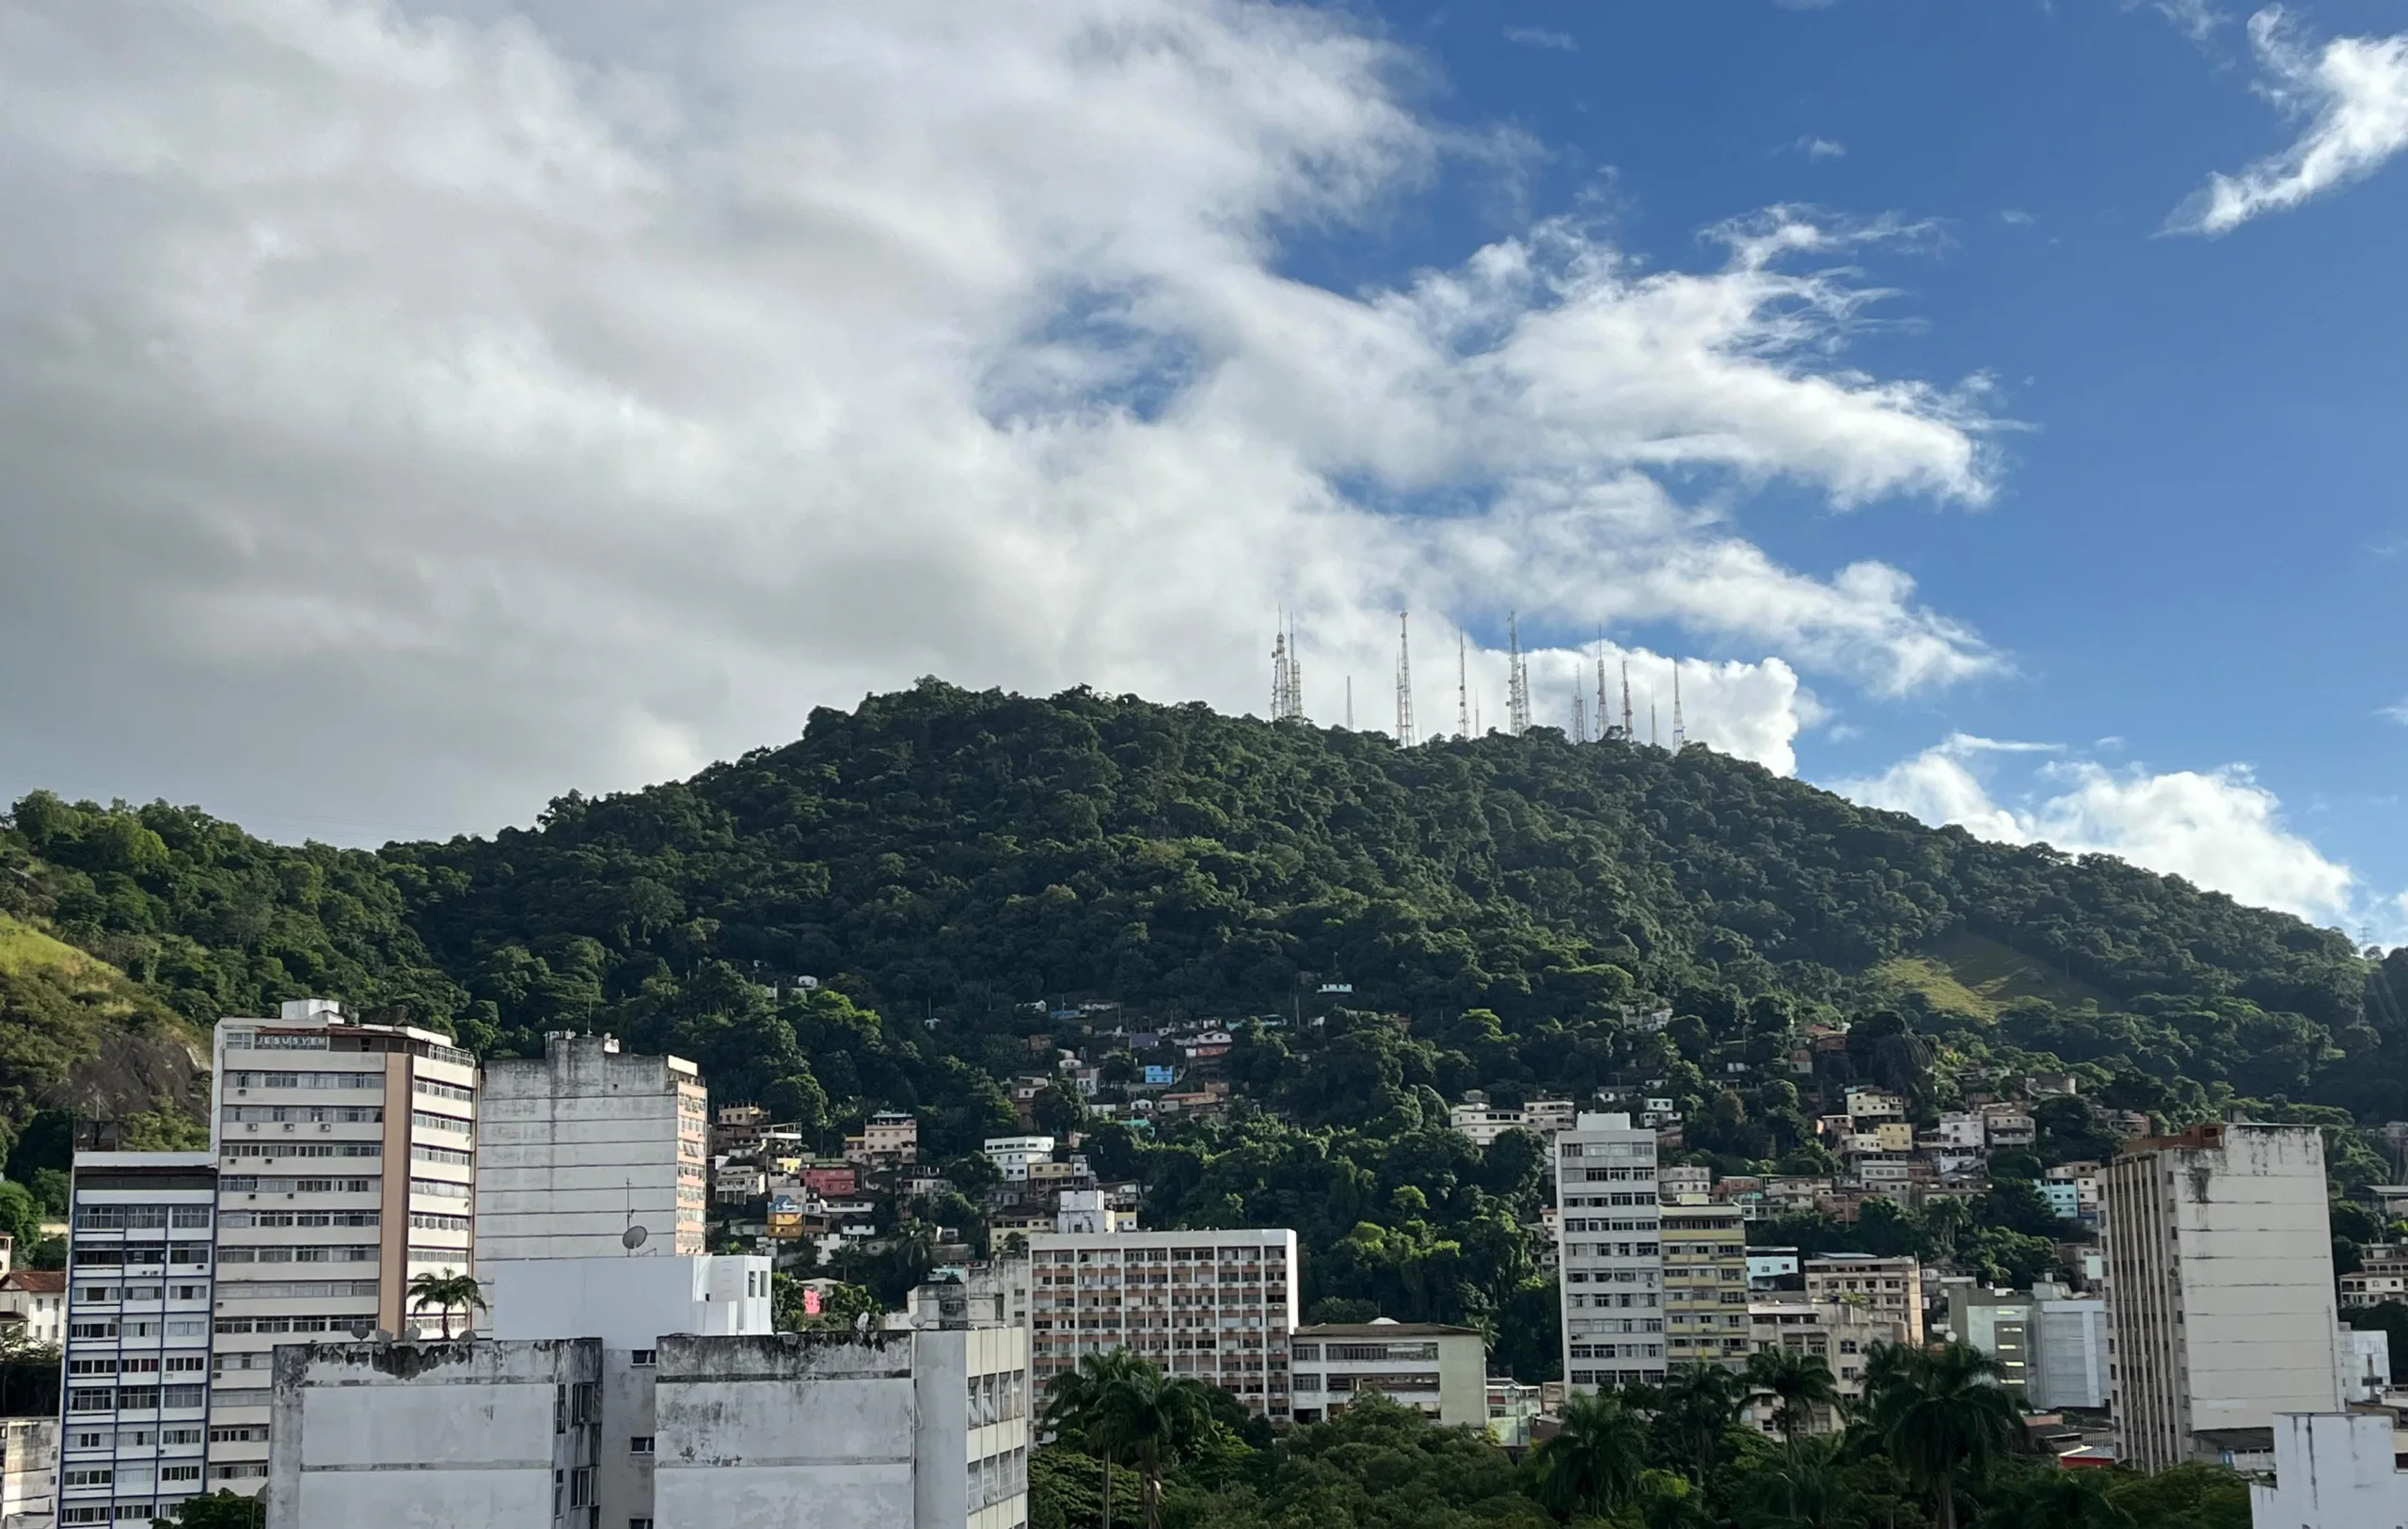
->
1744, 1346, 1842, 1454
1085, 1362, 1216, 1529
404, 1268, 487, 1339
1648, 1363, 1750, 1482
1976, 1464, 2134, 1529
152, 1490, 265, 1528
1043, 1348, 1150, 1529
1526, 1389, 1648, 1518
1861, 1342, 2027, 1529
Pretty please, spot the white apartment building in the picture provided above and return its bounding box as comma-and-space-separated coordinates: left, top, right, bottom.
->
207, 999, 481, 1491
0, 1269, 66, 1346
1449, 1095, 1525, 1149
3, 1418, 56, 1527
2103, 1123, 2342, 1473
1289, 1321, 1486, 1428
1052, 1190, 1135, 1235
477, 1035, 707, 1261
1026, 1229, 1299, 1419
1553, 1113, 1665, 1393
56, 1151, 219, 1527
982, 1138, 1055, 1184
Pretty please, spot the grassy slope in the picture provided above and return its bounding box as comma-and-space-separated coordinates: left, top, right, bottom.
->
1872, 931, 2116, 1021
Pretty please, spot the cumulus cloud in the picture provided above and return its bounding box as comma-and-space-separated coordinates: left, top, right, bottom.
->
1792, 136, 1847, 161
0, 0, 2003, 838
2168, 8, 2408, 234
1837, 734, 2356, 921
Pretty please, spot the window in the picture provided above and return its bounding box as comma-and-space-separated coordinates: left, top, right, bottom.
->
569, 1467, 597, 1508
64, 1469, 112, 1487
630, 1349, 657, 1367
629, 1436, 655, 1455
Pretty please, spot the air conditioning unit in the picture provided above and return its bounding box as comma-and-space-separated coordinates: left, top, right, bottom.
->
245, 1124, 258, 1134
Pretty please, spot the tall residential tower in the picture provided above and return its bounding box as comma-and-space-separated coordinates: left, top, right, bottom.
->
474, 1034, 707, 1262
1553, 1113, 1666, 1391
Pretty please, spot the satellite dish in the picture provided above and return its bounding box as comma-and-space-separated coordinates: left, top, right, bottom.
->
349, 1319, 374, 1340
622, 1224, 649, 1251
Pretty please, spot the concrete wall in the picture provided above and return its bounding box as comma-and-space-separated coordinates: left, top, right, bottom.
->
264, 1338, 600, 1529
2249, 1413, 2408, 1529
476, 1037, 705, 1262
651, 1328, 1028, 1529
2030, 1299, 2109, 1410
654, 1332, 920, 1529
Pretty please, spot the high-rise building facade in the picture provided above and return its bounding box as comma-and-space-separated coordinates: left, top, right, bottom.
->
1661, 1202, 1750, 1370
476, 1035, 707, 1261
56, 1151, 219, 1527
1553, 1113, 1665, 1392
206, 999, 481, 1490
1025, 1229, 1298, 1418
2102, 1122, 2341, 1472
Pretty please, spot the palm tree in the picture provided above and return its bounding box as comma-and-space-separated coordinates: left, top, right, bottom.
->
1745, 1346, 1844, 1455
1739, 1435, 1858, 1529
1043, 1348, 1149, 1529
1085, 1364, 1217, 1529
1861, 1342, 2026, 1529
405, 1268, 488, 1339
1976, 1466, 2134, 1529
1528, 1389, 1649, 1519
1652, 1362, 1750, 1482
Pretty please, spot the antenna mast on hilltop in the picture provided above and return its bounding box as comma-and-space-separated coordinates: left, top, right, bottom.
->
1345, 676, 1354, 731
1456, 629, 1470, 740
1671, 660, 1686, 749
1506, 613, 1531, 737
1571, 684, 1588, 742
1270, 612, 1305, 723
1594, 635, 1611, 741
1395, 611, 1418, 747
1620, 660, 1633, 741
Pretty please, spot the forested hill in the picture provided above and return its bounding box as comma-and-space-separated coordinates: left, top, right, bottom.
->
4, 678, 2400, 1128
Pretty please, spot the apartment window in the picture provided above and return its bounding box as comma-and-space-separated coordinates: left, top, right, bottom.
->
629, 1436, 655, 1455
569, 1467, 597, 1508
630, 1349, 657, 1367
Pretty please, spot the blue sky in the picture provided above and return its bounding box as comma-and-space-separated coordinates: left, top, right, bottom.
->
1, 0, 2404, 936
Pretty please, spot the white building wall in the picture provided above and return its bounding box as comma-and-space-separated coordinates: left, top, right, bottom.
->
1554, 1113, 1665, 1393
3, 1418, 57, 1526
476, 1036, 706, 1262
56, 1152, 217, 1528
2248, 1413, 2408, 1529
262, 1338, 601, 1529
651, 1328, 1029, 1529
1289, 1324, 1487, 1428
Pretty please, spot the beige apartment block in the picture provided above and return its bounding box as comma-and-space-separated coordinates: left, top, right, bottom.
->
1661, 1202, 1750, 1371
207, 1000, 481, 1492
1289, 1321, 1486, 1427
1803, 1253, 1925, 1344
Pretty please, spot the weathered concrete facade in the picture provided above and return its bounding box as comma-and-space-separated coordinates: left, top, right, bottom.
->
2249, 1412, 2408, 1529
263, 1337, 601, 1529
476, 1037, 707, 1261
2103, 1123, 2341, 1472
654, 1328, 1030, 1529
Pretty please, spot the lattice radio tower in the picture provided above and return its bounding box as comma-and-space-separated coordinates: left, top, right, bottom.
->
1620, 659, 1634, 741
1671, 659, 1687, 749
1270, 611, 1304, 723
1395, 610, 1418, 747
1456, 629, 1470, 740
1594, 637, 1611, 741
1505, 613, 1531, 737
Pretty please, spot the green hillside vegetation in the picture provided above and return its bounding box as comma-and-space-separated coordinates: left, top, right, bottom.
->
5, 679, 2407, 1375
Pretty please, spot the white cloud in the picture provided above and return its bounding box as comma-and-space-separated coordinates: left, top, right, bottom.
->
0, 0, 2004, 836
2137, 0, 2228, 44
1837, 735, 2357, 921
1793, 136, 1847, 161
1504, 27, 1576, 52
2168, 8, 2408, 235
2381, 698, 2408, 725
